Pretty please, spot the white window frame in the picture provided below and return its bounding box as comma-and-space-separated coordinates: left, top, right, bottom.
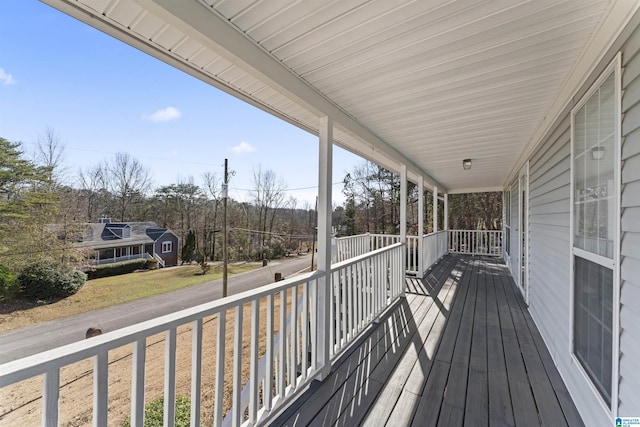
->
162, 241, 173, 254
569, 53, 621, 417
518, 161, 530, 304
504, 187, 511, 258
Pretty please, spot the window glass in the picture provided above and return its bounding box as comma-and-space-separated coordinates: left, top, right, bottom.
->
572, 67, 617, 407
573, 73, 615, 259
574, 257, 613, 405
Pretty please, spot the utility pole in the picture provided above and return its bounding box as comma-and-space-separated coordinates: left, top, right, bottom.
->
223, 158, 228, 297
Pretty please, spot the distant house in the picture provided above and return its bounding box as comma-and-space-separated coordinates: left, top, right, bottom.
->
76, 218, 179, 267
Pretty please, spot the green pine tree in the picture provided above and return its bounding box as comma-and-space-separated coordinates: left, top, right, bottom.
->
181, 229, 197, 265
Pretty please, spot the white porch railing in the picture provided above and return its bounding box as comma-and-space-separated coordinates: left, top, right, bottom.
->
422, 230, 448, 270
334, 233, 419, 275
335, 230, 503, 277
329, 243, 404, 358
93, 252, 151, 265
333, 233, 372, 262
153, 252, 166, 268
369, 233, 401, 250
447, 230, 503, 256
0, 243, 403, 427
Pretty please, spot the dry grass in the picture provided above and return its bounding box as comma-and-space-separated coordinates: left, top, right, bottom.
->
0, 263, 259, 333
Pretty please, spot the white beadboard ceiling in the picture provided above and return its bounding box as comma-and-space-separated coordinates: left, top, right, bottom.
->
42, 0, 634, 192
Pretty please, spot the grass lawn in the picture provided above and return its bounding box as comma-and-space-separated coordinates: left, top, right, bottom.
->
0, 262, 259, 332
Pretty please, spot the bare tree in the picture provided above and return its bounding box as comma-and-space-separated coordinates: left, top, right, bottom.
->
78, 164, 106, 221
105, 153, 152, 221
203, 172, 223, 259
251, 165, 287, 247
34, 127, 67, 188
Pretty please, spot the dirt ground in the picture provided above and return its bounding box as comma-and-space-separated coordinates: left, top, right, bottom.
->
0, 295, 291, 426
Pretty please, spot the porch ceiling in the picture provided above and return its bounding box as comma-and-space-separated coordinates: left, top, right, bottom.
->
43, 0, 632, 192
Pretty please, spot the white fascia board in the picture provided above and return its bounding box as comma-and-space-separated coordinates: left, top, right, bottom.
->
145, 0, 444, 191
446, 186, 504, 195
504, 0, 640, 187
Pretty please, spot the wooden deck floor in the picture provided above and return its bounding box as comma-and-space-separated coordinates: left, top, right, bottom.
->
273, 255, 583, 427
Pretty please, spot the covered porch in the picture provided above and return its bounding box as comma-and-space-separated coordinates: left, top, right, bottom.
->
275, 254, 583, 426
2, 0, 639, 425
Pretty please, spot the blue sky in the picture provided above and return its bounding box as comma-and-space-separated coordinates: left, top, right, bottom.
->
0, 0, 361, 206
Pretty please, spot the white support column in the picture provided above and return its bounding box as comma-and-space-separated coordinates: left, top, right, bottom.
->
317, 116, 333, 379
433, 185, 438, 233
418, 177, 425, 279
400, 165, 407, 244
444, 193, 448, 231
400, 165, 407, 295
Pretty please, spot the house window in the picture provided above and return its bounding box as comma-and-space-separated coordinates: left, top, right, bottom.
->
162, 241, 173, 253
571, 59, 619, 407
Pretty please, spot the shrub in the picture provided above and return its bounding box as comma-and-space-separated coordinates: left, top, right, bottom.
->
121, 394, 191, 427
19, 262, 86, 300
145, 258, 159, 270
87, 259, 148, 279
199, 261, 211, 275
0, 264, 19, 300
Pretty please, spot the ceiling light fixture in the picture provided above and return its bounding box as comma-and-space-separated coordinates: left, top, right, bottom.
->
591, 146, 605, 160
463, 159, 472, 170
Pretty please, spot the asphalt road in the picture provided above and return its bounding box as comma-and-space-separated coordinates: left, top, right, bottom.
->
0, 255, 314, 363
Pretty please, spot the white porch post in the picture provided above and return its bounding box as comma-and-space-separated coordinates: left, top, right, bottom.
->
316, 116, 333, 379
444, 193, 448, 230
433, 185, 438, 233
417, 177, 424, 279
400, 165, 407, 295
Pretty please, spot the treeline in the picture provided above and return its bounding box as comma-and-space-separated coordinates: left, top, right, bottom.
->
338, 161, 502, 235
1, 133, 502, 277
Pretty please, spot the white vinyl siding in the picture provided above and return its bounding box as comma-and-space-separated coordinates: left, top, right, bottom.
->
523, 13, 640, 424
529, 114, 572, 364
619, 21, 640, 416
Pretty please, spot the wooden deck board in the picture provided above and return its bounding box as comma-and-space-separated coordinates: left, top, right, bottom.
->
270, 255, 584, 427
486, 262, 516, 426
361, 258, 463, 425
464, 259, 489, 427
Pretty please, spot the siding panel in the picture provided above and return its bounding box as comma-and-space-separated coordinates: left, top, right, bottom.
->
621, 206, 640, 232
622, 127, 640, 159
619, 19, 640, 417
527, 106, 573, 420
621, 153, 640, 183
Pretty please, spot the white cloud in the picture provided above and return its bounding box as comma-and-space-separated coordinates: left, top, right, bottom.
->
231, 141, 255, 154
0, 69, 16, 85
144, 106, 181, 122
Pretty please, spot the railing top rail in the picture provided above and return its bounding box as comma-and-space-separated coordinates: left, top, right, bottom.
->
331, 242, 403, 271
334, 233, 370, 241
447, 229, 502, 232
422, 230, 447, 238
0, 269, 323, 385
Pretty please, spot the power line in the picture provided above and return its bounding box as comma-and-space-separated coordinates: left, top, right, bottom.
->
229, 181, 344, 192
